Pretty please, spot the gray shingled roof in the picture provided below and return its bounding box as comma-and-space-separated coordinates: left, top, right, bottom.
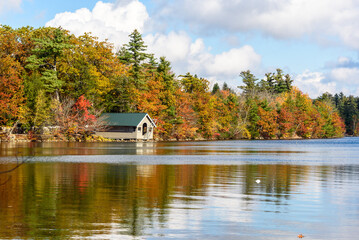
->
102, 113, 155, 127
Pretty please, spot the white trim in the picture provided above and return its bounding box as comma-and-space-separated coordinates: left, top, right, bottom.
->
145, 114, 157, 128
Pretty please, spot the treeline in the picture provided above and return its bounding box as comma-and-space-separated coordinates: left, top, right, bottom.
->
0, 26, 346, 141
238, 70, 344, 139
316, 92, 359, 135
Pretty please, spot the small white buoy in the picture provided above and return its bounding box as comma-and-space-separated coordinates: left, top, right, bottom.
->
256, 179, 261, 184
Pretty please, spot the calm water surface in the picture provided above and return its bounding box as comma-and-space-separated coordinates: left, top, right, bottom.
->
1, 138, 359, 239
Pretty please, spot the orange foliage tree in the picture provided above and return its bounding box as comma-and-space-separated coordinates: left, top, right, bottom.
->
172, 90, 199, 140
0, 56, 24, 126
257, 101, 279, 139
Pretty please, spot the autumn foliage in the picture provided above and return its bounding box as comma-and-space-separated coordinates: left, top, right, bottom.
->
53, 95, 100, 140
0, 26, 346, 141
0, 57, 24, 126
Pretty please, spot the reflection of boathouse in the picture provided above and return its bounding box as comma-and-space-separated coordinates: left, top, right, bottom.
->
96, 113, 156, 140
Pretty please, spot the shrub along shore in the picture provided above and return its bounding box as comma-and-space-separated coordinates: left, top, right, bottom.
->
1, 26, 357, 142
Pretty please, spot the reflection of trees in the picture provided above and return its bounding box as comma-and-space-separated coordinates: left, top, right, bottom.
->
243, 165, 309, 199
0, 162, 346, 239
0, 154, 29, 187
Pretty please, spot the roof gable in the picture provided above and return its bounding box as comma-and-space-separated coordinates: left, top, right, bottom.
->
103, 113, 155, 127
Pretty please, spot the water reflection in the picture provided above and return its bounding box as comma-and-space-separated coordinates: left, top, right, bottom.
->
0, 141, 307, 157
1, 161, 359, 239
1, 139, 359, 167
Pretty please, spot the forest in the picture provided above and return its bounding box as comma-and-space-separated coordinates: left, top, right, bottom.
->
0, 25, 356, 141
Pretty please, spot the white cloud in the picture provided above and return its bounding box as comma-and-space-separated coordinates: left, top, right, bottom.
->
145, 31, 211, 74
330, 67, 359, 85
145, 31, 262, 85
205, 46, 261, 76
145, 31, 192, 62
46, 0, 149, 46
324, 57, 359, 96
338, 57, 351, 65
0, 0, 22, 13
161, 0, 359, 50
294, 70, 337, 98
295, 56, 359, 97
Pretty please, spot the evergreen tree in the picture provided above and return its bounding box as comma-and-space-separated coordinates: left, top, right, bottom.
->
259, 69, 293, 94
246, 98, 260, 139
343, 96, 359, 135
222, 82, 229, 91
334, 93, 339, 108
145, 54, 158, 77
316, 92, 334, 105
157, 56, 177, 116
212, 83, 220, 94
117, 46, 132, 65
157, 56, 175, 90
117, 29, 149, 88
284, 73, 293, 92
25, 27, 71, 100
239, 70, 258, 96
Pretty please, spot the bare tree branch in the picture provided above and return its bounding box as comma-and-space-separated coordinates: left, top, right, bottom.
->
0, 154, 29, 175
0, 176, 11, 186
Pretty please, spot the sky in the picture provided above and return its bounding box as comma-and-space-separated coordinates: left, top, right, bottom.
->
1, 0, 359, 98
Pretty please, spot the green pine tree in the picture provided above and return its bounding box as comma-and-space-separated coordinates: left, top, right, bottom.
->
117, 29, 149, 88
239, 70, 258, 96
26, 27, 72, 100
212, 83, 220, 94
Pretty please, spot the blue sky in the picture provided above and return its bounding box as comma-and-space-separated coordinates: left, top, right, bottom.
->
1, 0, 359, 97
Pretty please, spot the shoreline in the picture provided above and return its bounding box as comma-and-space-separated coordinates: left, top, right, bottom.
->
0, 133, 348, 143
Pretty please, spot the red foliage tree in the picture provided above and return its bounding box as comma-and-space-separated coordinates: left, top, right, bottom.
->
72, 95, 96, 122
54, 95, 100, 139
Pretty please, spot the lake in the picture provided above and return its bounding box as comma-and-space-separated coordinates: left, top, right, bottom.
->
1, 138, 359, 239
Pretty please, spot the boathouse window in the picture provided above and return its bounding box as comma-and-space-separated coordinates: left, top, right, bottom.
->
142, 123, 147, 135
